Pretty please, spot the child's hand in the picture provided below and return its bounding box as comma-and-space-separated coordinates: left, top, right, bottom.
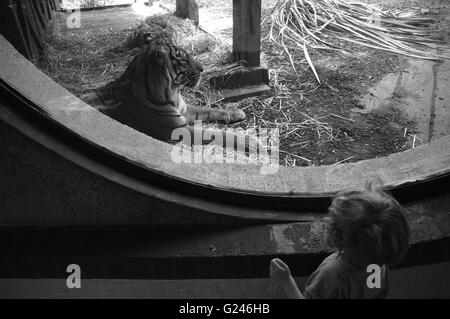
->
270, 258, 292, 284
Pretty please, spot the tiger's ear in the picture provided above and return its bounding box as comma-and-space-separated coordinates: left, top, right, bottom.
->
155, 45, 168, 64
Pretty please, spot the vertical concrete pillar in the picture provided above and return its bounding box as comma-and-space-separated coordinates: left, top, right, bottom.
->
232, 0, 262, 67
175, 0, 199, 26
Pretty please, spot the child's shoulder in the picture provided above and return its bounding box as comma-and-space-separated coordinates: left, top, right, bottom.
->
306, 252, 349, 287
304, 252, 349, 298
307, 252, 389, 299
316, 252, 349, 275
318, 252, 382, 279
307, 252, 366, 287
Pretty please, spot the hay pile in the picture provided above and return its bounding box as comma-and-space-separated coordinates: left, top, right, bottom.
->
266, 0, 449, 82
41, 12, 241, 101
40, 27, 135, 94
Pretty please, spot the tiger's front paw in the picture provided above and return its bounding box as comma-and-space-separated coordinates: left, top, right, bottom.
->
223, 109, 246, 123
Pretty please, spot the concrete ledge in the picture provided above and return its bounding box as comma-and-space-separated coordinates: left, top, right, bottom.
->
5, 189, 449, 258
210, 67, 269, 90
0, 197, 448, 278
219, 84, 272, 103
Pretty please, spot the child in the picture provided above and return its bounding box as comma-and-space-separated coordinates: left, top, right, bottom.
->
270, 181, 410, 299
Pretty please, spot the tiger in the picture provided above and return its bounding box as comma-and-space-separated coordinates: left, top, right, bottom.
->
79, 37, 261, 153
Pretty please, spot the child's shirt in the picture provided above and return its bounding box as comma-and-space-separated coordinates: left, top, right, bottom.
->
304, 252, 389, 299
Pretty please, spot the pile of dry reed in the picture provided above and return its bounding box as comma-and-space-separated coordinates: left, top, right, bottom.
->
266, 0, 449, 82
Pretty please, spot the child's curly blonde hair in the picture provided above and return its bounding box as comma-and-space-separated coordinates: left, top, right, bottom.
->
326, 180, 410, 268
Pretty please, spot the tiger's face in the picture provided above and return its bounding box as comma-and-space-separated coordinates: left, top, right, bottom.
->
152, 40, 204, 89
119, 38, 204, 106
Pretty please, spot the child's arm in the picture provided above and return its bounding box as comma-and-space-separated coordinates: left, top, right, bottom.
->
270, 258, 305, 299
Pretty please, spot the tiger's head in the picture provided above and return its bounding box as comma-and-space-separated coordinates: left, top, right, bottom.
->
119, 37, 203, 107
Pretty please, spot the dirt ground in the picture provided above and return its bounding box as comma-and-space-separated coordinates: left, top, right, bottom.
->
39, 0, 449, 166
240, 45, 411, 166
